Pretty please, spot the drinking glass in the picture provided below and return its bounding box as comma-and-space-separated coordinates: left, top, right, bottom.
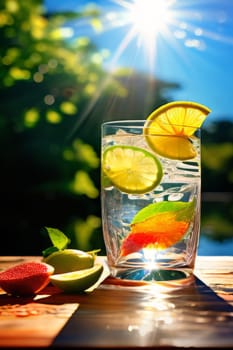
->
101, 120, 201, 287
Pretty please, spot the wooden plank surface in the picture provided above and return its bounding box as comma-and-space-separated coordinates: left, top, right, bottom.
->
195, 256, 233, 305
0, 256, 232, 348
0, 257, 78, 347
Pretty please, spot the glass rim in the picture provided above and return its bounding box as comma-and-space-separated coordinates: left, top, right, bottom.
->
102, 120, 201, 130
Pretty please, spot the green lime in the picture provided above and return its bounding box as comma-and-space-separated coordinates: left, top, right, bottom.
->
102, 145, 163, 194
50, 264, 104, 293
42, 249, 94, 274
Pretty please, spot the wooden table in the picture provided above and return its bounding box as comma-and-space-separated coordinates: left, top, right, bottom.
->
0, 256, 233, 349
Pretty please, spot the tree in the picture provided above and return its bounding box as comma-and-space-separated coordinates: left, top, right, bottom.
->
202, 120, 233, 192
0, 0, 176, 254
0, 0, 106, 254
2, 0, 229, 255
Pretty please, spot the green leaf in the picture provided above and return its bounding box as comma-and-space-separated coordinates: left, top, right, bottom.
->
42, 246, 59, 258
45, 227, 71, 250
131, 200, 195, 224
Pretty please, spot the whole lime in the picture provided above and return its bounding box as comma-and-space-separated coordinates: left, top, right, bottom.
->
43, 249, 94, 274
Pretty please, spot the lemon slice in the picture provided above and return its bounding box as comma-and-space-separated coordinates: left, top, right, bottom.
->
146, 135, 197, 160
50, 264, 104, 293
144, 101, 211, 160
102, 145, 163, 194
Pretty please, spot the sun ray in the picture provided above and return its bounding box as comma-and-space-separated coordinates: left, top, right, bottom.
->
66, 0, 233, 137
109, 0, 176, 72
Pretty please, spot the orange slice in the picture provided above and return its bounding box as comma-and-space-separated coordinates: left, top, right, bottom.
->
120, 200, 195, 256
120, 213, 190, 256
144, 101, 211, 160
120, 222, 189, 256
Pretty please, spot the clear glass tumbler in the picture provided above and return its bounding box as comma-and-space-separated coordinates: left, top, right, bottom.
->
101, 120, 201, 287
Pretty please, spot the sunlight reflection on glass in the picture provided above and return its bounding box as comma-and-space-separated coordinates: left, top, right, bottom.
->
143, 248, 159, 270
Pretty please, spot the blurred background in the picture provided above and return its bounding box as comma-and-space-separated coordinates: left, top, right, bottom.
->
0, 0, 232, 256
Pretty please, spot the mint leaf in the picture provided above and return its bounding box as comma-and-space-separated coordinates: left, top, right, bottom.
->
131, 200, 195, 224
45, 227, 71, 251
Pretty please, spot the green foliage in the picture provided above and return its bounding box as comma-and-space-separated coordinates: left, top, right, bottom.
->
202, 143, 233, 172
201, 200, 233, 241
72, 215, 102, 251
202, 122, 233, 191
0, 0, 109, 254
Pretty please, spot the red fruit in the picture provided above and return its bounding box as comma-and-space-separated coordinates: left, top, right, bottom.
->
120, 220, 189, 257
0, 261, 54, 296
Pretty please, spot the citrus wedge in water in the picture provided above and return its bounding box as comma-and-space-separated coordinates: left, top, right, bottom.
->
102, 145, 163, 194
144, 101, 211, 160
50, 264, 104, 293
43, 249, 94, 274
120, 201, 195, 256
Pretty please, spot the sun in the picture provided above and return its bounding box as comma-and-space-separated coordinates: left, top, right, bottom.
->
128, 0, 174, 42
111, 0, 175, 70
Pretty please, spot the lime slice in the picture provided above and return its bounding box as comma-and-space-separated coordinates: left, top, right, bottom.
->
43, 249, 94, 274
144, 101, 211, 160
102, 145, 163, 194
50, 264, 104, 293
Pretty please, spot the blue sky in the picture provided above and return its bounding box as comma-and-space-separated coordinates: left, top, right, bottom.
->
44, 0, 233, 124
